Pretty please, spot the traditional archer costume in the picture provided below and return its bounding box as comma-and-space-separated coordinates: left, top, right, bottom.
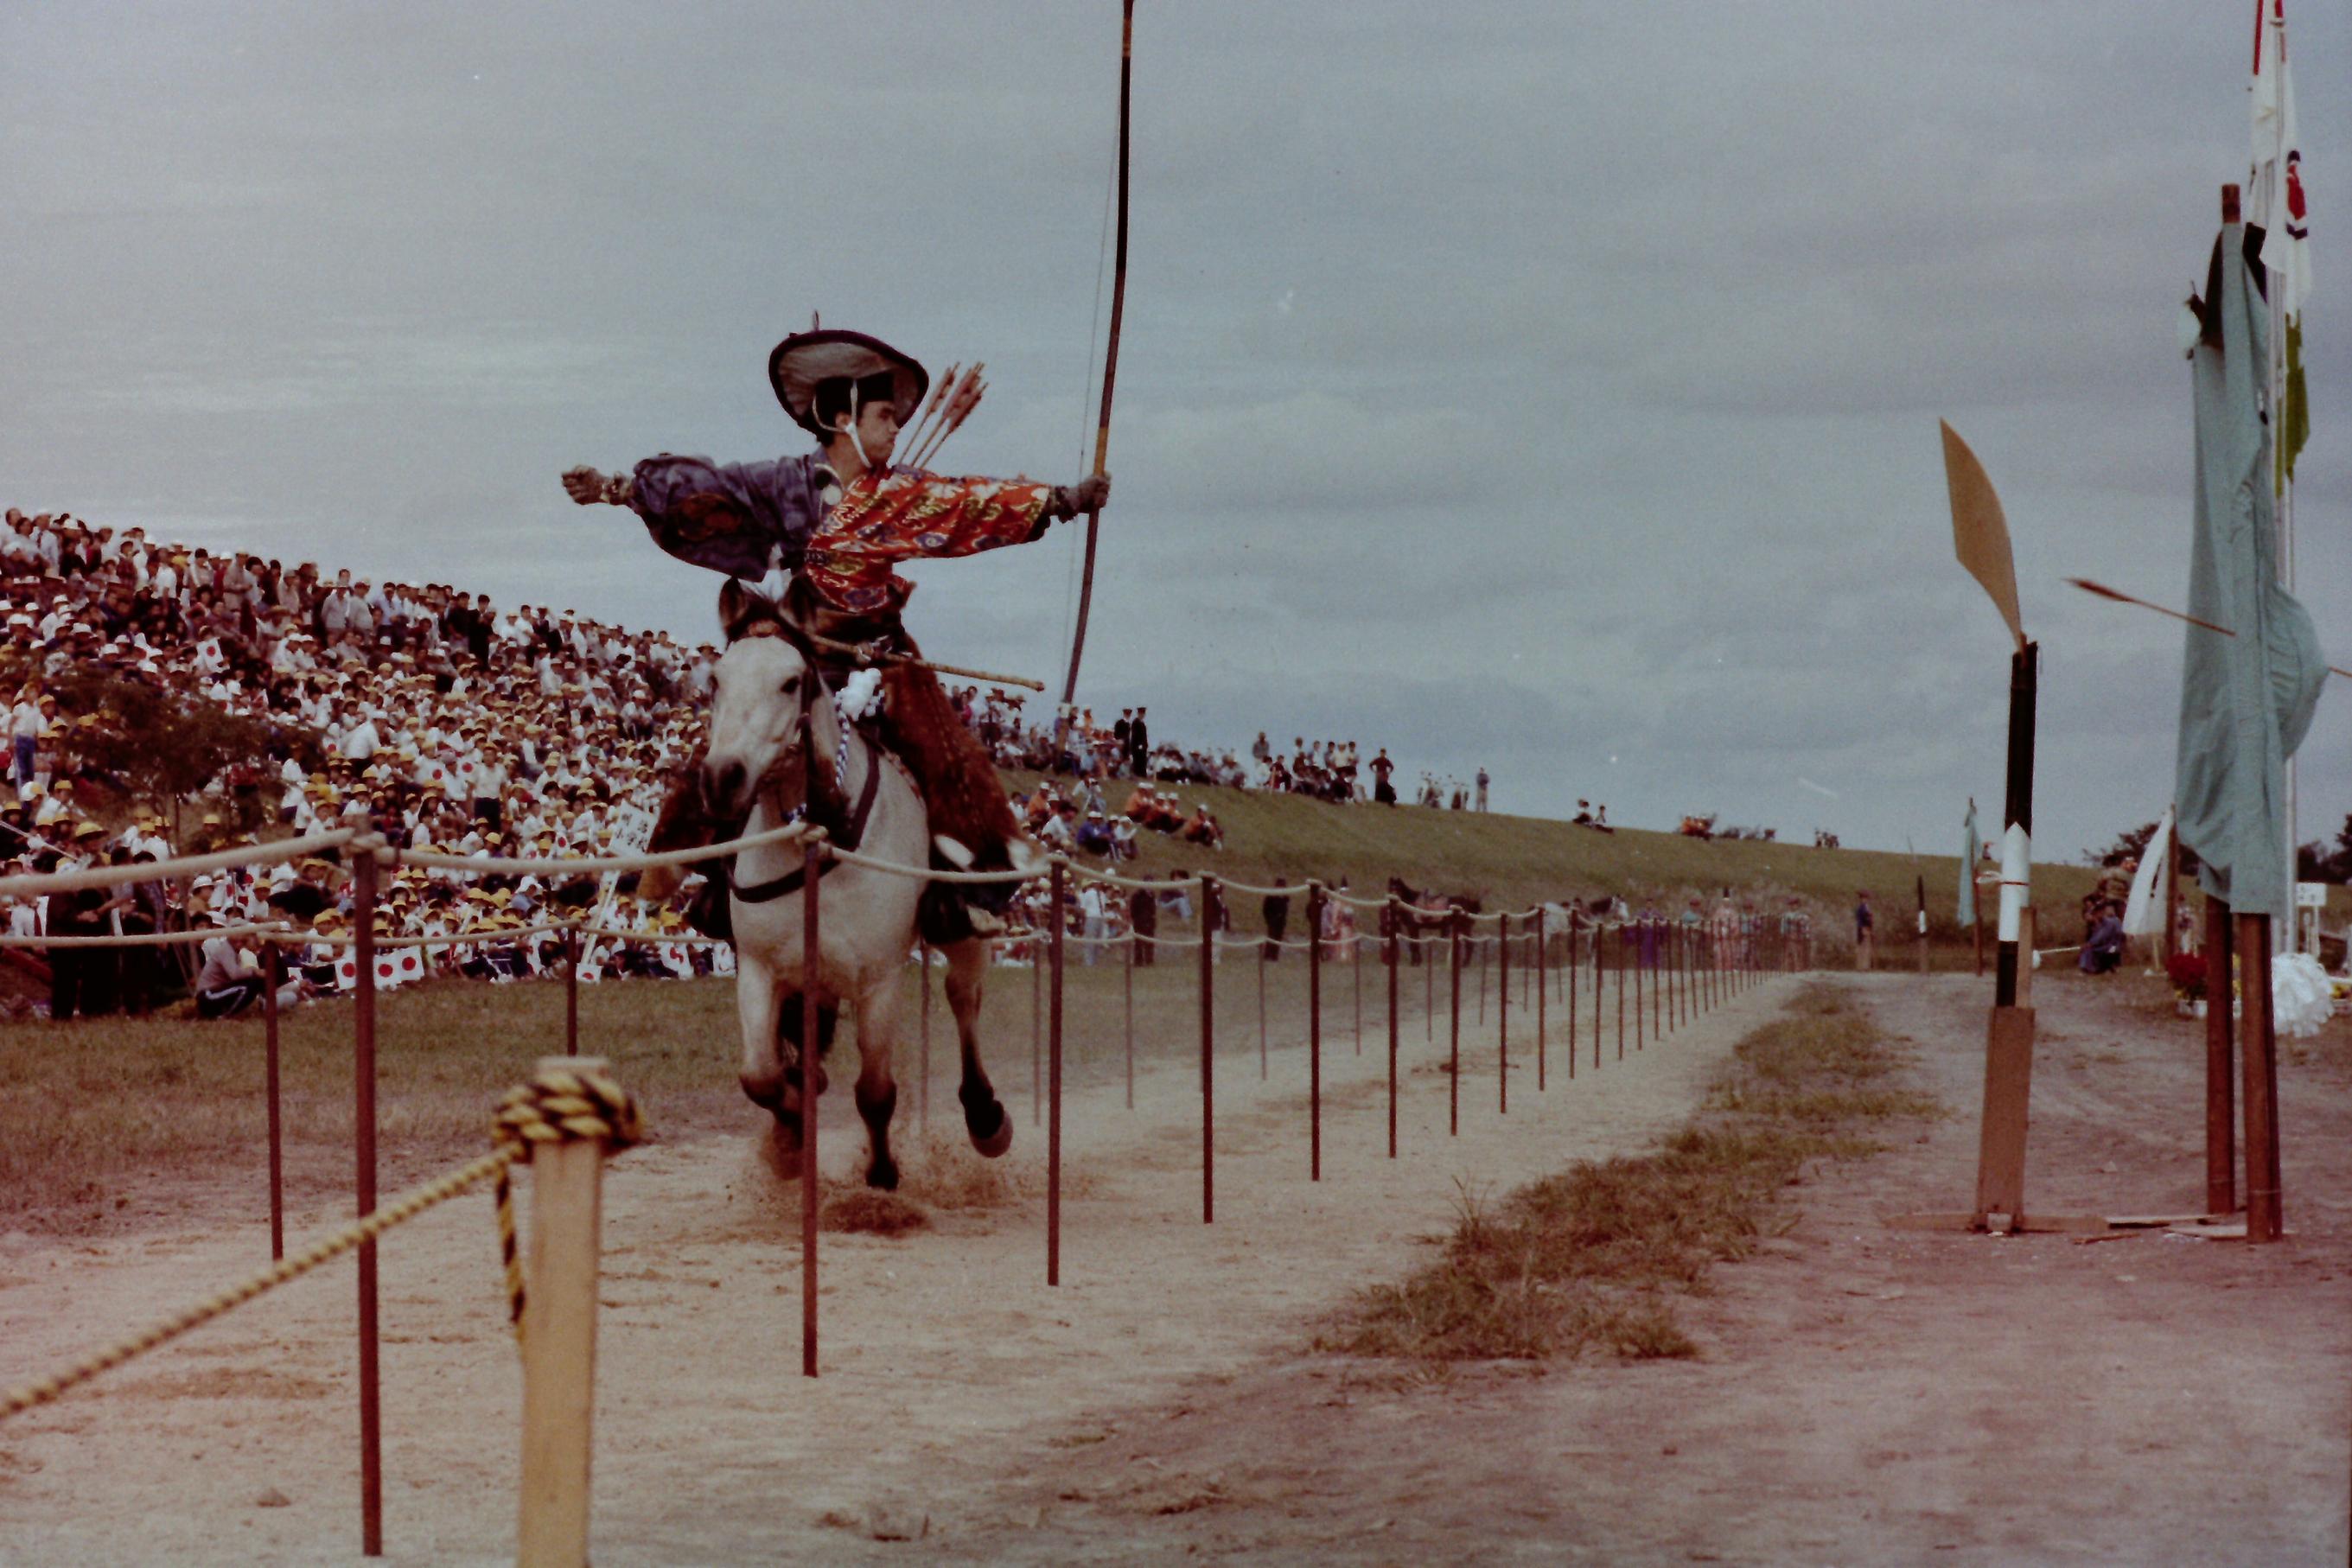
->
586, 328, 1101, 907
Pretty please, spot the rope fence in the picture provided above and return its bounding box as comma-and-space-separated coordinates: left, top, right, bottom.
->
1, 1058, 644, 1558
0, 809, 1801, 1559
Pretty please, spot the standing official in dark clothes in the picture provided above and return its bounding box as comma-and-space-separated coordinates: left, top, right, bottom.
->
1262, 883, 1291, 961
1129, 884, 1158, 966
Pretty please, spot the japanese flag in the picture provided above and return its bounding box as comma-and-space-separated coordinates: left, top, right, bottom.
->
397, 950, 423, 984
2250, 0, 2311, 312
336, 957, 359, 991
375, 956, 402, 990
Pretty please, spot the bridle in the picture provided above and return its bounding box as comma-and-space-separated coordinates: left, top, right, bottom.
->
722, 635, 882, 905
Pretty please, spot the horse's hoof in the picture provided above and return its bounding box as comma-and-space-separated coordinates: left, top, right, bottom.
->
865, 1156, 901, 1191
739, 1072, 787, 1112
966, 1101, 1013, 1160
762, 1113, 804, 1174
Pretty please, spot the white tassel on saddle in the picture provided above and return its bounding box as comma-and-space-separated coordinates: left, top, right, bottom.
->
1007, 836, 1048, 877
838, 667, 884, 723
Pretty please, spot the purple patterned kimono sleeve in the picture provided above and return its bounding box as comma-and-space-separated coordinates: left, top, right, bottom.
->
625, 451, 826, 580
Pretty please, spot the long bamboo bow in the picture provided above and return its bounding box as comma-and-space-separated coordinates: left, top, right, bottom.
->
1055, 0, 1134, 743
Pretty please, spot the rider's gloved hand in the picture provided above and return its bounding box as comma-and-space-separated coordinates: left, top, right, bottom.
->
562, 467, 634, 507
1044, 472, 1112, 521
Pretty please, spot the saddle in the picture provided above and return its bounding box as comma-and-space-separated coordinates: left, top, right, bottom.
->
665, 708, 1010, 948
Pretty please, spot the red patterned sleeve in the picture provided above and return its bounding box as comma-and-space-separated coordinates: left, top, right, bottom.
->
828, 471, 1057, 563
802, 470, 1061, 614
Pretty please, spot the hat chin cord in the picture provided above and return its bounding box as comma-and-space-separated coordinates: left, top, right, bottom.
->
833, 380, 876, 475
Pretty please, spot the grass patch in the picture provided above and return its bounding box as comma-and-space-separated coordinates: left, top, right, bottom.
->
3, 768, 2068, 1236
1323, 981, 1935, 1364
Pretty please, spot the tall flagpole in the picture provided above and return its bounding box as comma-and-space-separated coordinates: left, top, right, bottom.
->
1055, 0, 1134, 762
2253, 0, 2301, 951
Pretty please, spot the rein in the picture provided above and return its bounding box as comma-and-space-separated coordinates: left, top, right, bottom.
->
726, 698, 882, 905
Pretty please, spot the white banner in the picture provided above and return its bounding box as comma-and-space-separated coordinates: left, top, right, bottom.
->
2122, 807, 2173, 936
592, 806, 657, 927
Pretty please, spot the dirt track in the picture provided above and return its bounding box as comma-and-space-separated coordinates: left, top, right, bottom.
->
933, 972, 2352, 1566
3, 970, 2345, 1565
0, 957, 1758, 1565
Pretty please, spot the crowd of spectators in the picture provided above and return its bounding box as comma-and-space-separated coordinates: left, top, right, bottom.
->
0, 502, 1470, 1019
0, 506, 724, 1019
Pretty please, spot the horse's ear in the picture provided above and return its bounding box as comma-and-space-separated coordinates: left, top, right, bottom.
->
717, 576, 771, 642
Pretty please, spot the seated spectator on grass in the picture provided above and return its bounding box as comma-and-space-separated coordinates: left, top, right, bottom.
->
2079, 901, 2126, 976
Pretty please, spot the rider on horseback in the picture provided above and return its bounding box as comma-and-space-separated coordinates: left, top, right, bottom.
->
563, 326, 1110, 935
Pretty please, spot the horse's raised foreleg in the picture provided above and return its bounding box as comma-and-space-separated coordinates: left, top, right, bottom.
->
851, 977, 902, 1190
944, 938, 1011, 1157
739, 958, 835, 1161
736, 957, 784, 1107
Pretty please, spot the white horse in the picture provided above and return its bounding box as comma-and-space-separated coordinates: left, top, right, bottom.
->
700, 578, 1012, 1189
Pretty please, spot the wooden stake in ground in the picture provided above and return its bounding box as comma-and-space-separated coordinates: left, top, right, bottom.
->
2204, 895, 2237, 1214
2236, 912, 2283, 1241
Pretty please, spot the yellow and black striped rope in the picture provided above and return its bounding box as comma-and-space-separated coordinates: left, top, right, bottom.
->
0, 1062, 642, 1423
0, 1150, 509, 1423
488, 1063, 644, 1350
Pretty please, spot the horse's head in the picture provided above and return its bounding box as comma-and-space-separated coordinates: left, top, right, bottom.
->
702, 577, 841, 821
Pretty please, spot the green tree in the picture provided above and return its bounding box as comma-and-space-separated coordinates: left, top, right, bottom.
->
41, 666, 318, 837
2297, 814, 2352, 885
2087, 819, 2200, 876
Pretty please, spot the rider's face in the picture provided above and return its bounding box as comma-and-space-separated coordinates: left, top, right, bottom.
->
839, 399, 898, 468
864, 400, 901, 462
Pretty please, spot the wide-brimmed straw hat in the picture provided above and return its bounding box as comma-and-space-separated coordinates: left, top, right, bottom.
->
767, 328, 927, 438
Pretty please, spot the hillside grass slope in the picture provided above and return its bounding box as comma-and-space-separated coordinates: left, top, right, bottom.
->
1012, 773, 2109, 962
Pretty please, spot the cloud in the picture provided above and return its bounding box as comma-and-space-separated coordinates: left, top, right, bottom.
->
0, 0, 2344, 866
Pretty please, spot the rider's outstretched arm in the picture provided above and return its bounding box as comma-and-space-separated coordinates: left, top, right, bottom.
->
562, 454, 825, 581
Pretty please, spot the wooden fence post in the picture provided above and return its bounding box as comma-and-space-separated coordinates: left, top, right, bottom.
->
1448, 921, 1462, 1136
1049, 862, 1065, 1284
1308, 884, 1323, 1181
1386, 899, 1399, 1158
264, 941, 284, 1263
353, 845, 382, 1557
517, 1056, 614, 1568
1199, 876, 1216, 1225
1497, 915, 1509, 1115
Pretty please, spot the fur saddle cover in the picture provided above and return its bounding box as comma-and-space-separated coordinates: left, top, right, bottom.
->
874, 661, 1020, 864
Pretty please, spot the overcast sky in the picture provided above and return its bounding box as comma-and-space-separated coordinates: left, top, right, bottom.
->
3, 1, 2345, 864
